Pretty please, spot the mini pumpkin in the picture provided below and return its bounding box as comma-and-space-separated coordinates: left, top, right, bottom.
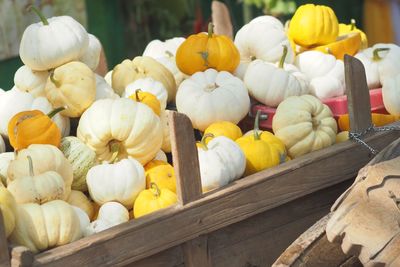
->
128, 89, 161, 116
204, 121, 243, 142
145, 162, 176, 193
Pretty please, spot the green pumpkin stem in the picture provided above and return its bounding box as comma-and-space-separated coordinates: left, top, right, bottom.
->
28, 6, 49, 26
27, 156, 34, 177
373, 48, 390, 61
50, 72, 61, 87
350, 19, 356, 31
47, 107, 65, 118
150, 182, 161, 197
197, 133, 214, 151
254, 110, 262, 141
208, 22, 214, 38
278, 45, 288, 69
109, 141, 121, 164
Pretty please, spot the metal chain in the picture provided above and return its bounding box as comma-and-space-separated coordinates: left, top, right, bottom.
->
349, 124, 400, 155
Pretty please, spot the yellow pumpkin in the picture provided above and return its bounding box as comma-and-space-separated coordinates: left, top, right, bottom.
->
0, 187, 17, 237
129, 89, 161, 116
339, 19, 368, 49
8, 108, 63, 151
144, 159, 170, 171
289, 4, 339, 47
204, 121, 243, 143
176, 23, 240, 75
336, 131, 349, 143
145, 163, 176, 193
236, 111, 286, 176
133, 183, 177, 218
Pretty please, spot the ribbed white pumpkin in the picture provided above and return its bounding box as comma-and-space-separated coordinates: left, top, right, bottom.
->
72, 206, 90, 234
60, 137, 97, 191
176, 69, 250, 131
0, 152, 14, 186
10, 200, 81, 253
123, 77, 168, 110
77, 98, 163, 165
95, 74, 119, 100
382, 73, 400, 116
19, 14, 88, 71
104, 71, 113, 86
160, 109, 171, 153
14, 65, 48, 97
87, 158, 145, 207
79, 34, 102, 71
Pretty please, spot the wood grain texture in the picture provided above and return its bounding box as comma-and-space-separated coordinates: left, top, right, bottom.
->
344, 55, 372, 133
182, 236, 211, 267
0, 211, 10, 267
123, 246, 183, 267
10, 246, 33, 267
169, 111, 202, 205
31, 122, 400, 267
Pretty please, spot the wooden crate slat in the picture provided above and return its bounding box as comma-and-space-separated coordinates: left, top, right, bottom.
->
32, 124, 399, 267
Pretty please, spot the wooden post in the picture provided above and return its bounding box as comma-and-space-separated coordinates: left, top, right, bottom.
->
0, 210, 11, 267
169, 111, 211, 267
344, 55, 373, 133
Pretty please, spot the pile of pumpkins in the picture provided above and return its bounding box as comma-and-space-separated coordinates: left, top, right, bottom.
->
0, 3, 399, 254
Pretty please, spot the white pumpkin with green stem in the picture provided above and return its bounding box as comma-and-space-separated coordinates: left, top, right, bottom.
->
355, 43, 400, 89
234, 15, 295, 79
60, 137, 97, 191
87, 158, 145, 207
19, 6, 89, 71
77, 98, 162, 165
381, 73, 400, 116
83, 201, 129, 237
0, 153, 14, 186
244, 45, 309, 107
14, 65, 49, 97
0, 88, 70, 138
123, 77, 168, 110
176, 69, 250, 131
197, 134, 246, 192
10, 200, 81, 253
272, 94, 337, 158
7, 155, 67, 204
295, 51, 345, 99
79, 34, 102, 71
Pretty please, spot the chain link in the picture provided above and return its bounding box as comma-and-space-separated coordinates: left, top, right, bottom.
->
349, 124, 400, 155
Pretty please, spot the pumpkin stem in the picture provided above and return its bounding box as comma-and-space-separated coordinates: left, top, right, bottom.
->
254, 110, 262, 140
28, 6, 49, 26
0, 174, 7, 184
278, 45, 288, 69
27, 155, 34, 177
165, 51, 174, 57
135, 89, 142, 102
208, 22, 214, 38
250, 55, 257, 61
326, 47, 332, 55
50, 72, 61, 87
350, 19, 356, 31
373, 48, 390, 61
150, 182, 161, 197
197, 133, 214, 151
47, 107, 65, 118
109, 141, 120, 164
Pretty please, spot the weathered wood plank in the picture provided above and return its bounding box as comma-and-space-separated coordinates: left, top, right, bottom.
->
344, 55, 372, 133
0, 210, 11, 267
10, 246, 34, 267
124, 246, 183, 267
32, 123, 400, 267
182, 235, 210, 267
169, 111, 202, 205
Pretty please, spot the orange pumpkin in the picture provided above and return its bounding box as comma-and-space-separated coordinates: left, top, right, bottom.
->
8, 107, 63, 150
129, 89, 161, 116
176, 23, 240, 75
338, 113, 400, 131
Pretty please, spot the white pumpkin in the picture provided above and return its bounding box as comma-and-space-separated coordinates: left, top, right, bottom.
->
87, 158, 145, 207
95, 74, 119, 100
14, 65, 48, 97
198, 135, 246, 192
160, 109, 171, 153
234, 15, 295, 79
143, 37, 185, 58
79, 34, 102, 71
0, 88, 70, 138
0, 136, 5, 153
0, 152, 14, 186
153, 56, 187, 88
355, 43, 400, 89
244, 48, 309, 107
67, 190, 95, 220
382, 73, 400, 116
60, 137, 97, 191
176, 69, 250, 131
104, 70, 113, 86
77, 98, 163, 165
83, 202, 129, 237
72, 206, 90, 234
19, 11, 89, 71
10, 200, 81, 253
272, 95, 338, 158
123, 77, 168, 110
295, 51, 346, 100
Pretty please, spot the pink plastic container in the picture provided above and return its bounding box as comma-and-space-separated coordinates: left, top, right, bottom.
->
250, 88, 387, 131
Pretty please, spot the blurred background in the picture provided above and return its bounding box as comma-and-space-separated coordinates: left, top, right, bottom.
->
1, 0, 398, 89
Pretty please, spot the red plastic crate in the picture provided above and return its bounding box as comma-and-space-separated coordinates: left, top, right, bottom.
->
247, 88, 387, 131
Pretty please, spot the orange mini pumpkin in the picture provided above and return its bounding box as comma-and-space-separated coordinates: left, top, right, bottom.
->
8, 107, 63, 150
129, 89, 161, 116
176, 23, 240, 75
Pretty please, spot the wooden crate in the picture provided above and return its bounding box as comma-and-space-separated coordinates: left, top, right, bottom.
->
1, 56, 399, 267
